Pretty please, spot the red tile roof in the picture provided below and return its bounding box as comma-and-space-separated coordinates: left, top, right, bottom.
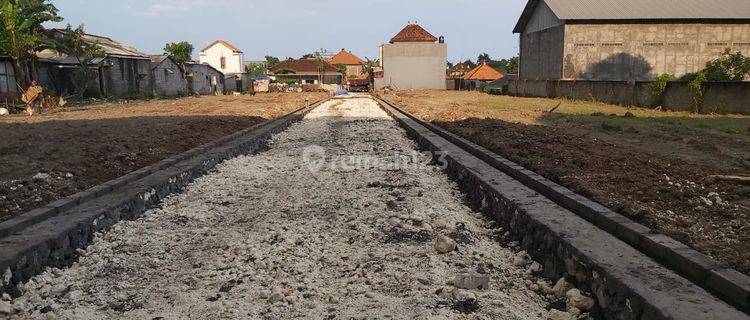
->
390, 24, 438, 43
463, 63, 503, 81
270, 58, 340, 74
329, 49, 365, 65
201, 40, 243, 53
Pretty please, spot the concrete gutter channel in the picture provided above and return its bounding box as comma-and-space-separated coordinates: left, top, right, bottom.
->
374, 96, 749, 319
0, 97, 331, 296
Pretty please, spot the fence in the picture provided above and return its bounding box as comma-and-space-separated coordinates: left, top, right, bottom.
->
507, 79, 750, 115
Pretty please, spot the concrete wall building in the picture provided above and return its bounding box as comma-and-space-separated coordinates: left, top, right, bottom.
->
149, 55, 188, 96
0, 56, 18, 101
514, 0, 750, 81
185, 62, 225, 95
36, 30, 152, 97
375, 23, 447, 90
199, 40, 245, 75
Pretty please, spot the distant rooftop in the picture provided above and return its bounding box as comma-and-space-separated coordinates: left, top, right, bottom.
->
463, 63, 503, 81
201, 40, 244, 53
390, 23, 438, 43
329, 49, 365, 65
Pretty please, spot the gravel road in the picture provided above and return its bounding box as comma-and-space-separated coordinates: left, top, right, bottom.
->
6, 97, 554, 319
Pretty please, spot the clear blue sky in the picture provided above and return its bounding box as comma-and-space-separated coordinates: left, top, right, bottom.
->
50, 0, 527, 63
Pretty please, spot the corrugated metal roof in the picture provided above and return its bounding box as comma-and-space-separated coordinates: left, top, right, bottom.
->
546, 0, 750, 20
514, 0, 750, 33
47, 29, 149, 58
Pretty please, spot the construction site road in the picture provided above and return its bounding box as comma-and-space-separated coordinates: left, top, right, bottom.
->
6, 97, 559, 319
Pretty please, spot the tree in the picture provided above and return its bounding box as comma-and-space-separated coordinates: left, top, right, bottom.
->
51, 24, 105, 98
703, 48, 750, 81
244, 61, 266, 77
164, 41, 193, 66
0, 0, 61, 88
477, 53, 491, 64
264, 55, 280, 67
314, 56, 325, 84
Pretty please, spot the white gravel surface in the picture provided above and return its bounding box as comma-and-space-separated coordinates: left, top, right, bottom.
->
6, 97, 555, 319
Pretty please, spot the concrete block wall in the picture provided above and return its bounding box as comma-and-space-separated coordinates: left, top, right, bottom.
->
151, 59, 188, 96
509, 79, 750, 115
520, 25, 565, 80
103, 57, 152, 97
377, 42, 447, 90
562, 23, 750, 81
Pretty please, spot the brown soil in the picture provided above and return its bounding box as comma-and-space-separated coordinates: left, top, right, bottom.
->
380, 90, 750, 275
0, 93, 327, 222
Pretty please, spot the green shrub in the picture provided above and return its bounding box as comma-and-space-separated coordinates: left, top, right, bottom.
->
649, 73, 674, 106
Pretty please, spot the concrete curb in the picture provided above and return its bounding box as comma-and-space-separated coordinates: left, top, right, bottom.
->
374, 97, 748, 319
0, 97, 330, 295
375, 96, 750, 313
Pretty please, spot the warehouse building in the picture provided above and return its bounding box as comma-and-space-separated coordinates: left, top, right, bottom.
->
513, 0, 750, 81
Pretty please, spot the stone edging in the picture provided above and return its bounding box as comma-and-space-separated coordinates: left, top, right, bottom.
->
375, 96, 750, 313
374, 96, 748, 319
0, 97, 330, 295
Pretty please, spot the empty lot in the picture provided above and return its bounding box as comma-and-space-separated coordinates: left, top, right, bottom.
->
0, 93, 327, 221
380, 90, 750, 275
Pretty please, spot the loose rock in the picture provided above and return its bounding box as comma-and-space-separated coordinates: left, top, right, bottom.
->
433, 235, 457, 254
548, 309, 575, 320
453, 271, 490, 290
566, 288, 595, 311
553, 278, 572, 298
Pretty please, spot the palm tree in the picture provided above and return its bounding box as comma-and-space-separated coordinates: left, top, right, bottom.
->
0, 0, 61, 88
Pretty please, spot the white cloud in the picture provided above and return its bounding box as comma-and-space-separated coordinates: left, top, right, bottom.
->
135, 0, 241, 17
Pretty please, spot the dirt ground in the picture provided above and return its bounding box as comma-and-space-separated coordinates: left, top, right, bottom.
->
0, 92, 327, 222
379, 90, 750, 275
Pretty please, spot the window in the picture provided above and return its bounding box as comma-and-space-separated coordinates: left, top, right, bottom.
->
643, 42, 664, 46
574, 43, 595, 47
601, 43, 623, 47
220, 57, 226, 69
707, 42, 729, 46
0, 61, 16, 93
164, 69, 169, 80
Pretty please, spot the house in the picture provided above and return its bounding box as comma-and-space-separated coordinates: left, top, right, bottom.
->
374, 23, 447, 90
268, 58, 343, 85
513, 0, 750, 81
149, 55, 188, 96
36, 29, 152, 97
329, 49, 365, 79
0, 56, 19, 101
463, 63, 503, 82
185, 62, 225, 95
199, 40, 245, 74
461, 63, 504, 90
448, 62, 473, 79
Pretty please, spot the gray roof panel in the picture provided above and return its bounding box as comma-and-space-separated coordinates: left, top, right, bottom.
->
514, 0, 750, 33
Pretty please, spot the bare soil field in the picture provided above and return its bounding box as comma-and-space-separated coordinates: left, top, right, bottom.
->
0, 92, 327, 222
380, 90, 750, 275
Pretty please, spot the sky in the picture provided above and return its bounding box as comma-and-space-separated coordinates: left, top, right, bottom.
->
50, 0, 527, 63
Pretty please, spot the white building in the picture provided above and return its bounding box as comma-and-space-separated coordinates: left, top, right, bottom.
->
198, 40, 245, 74
374, 23, 447, 90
